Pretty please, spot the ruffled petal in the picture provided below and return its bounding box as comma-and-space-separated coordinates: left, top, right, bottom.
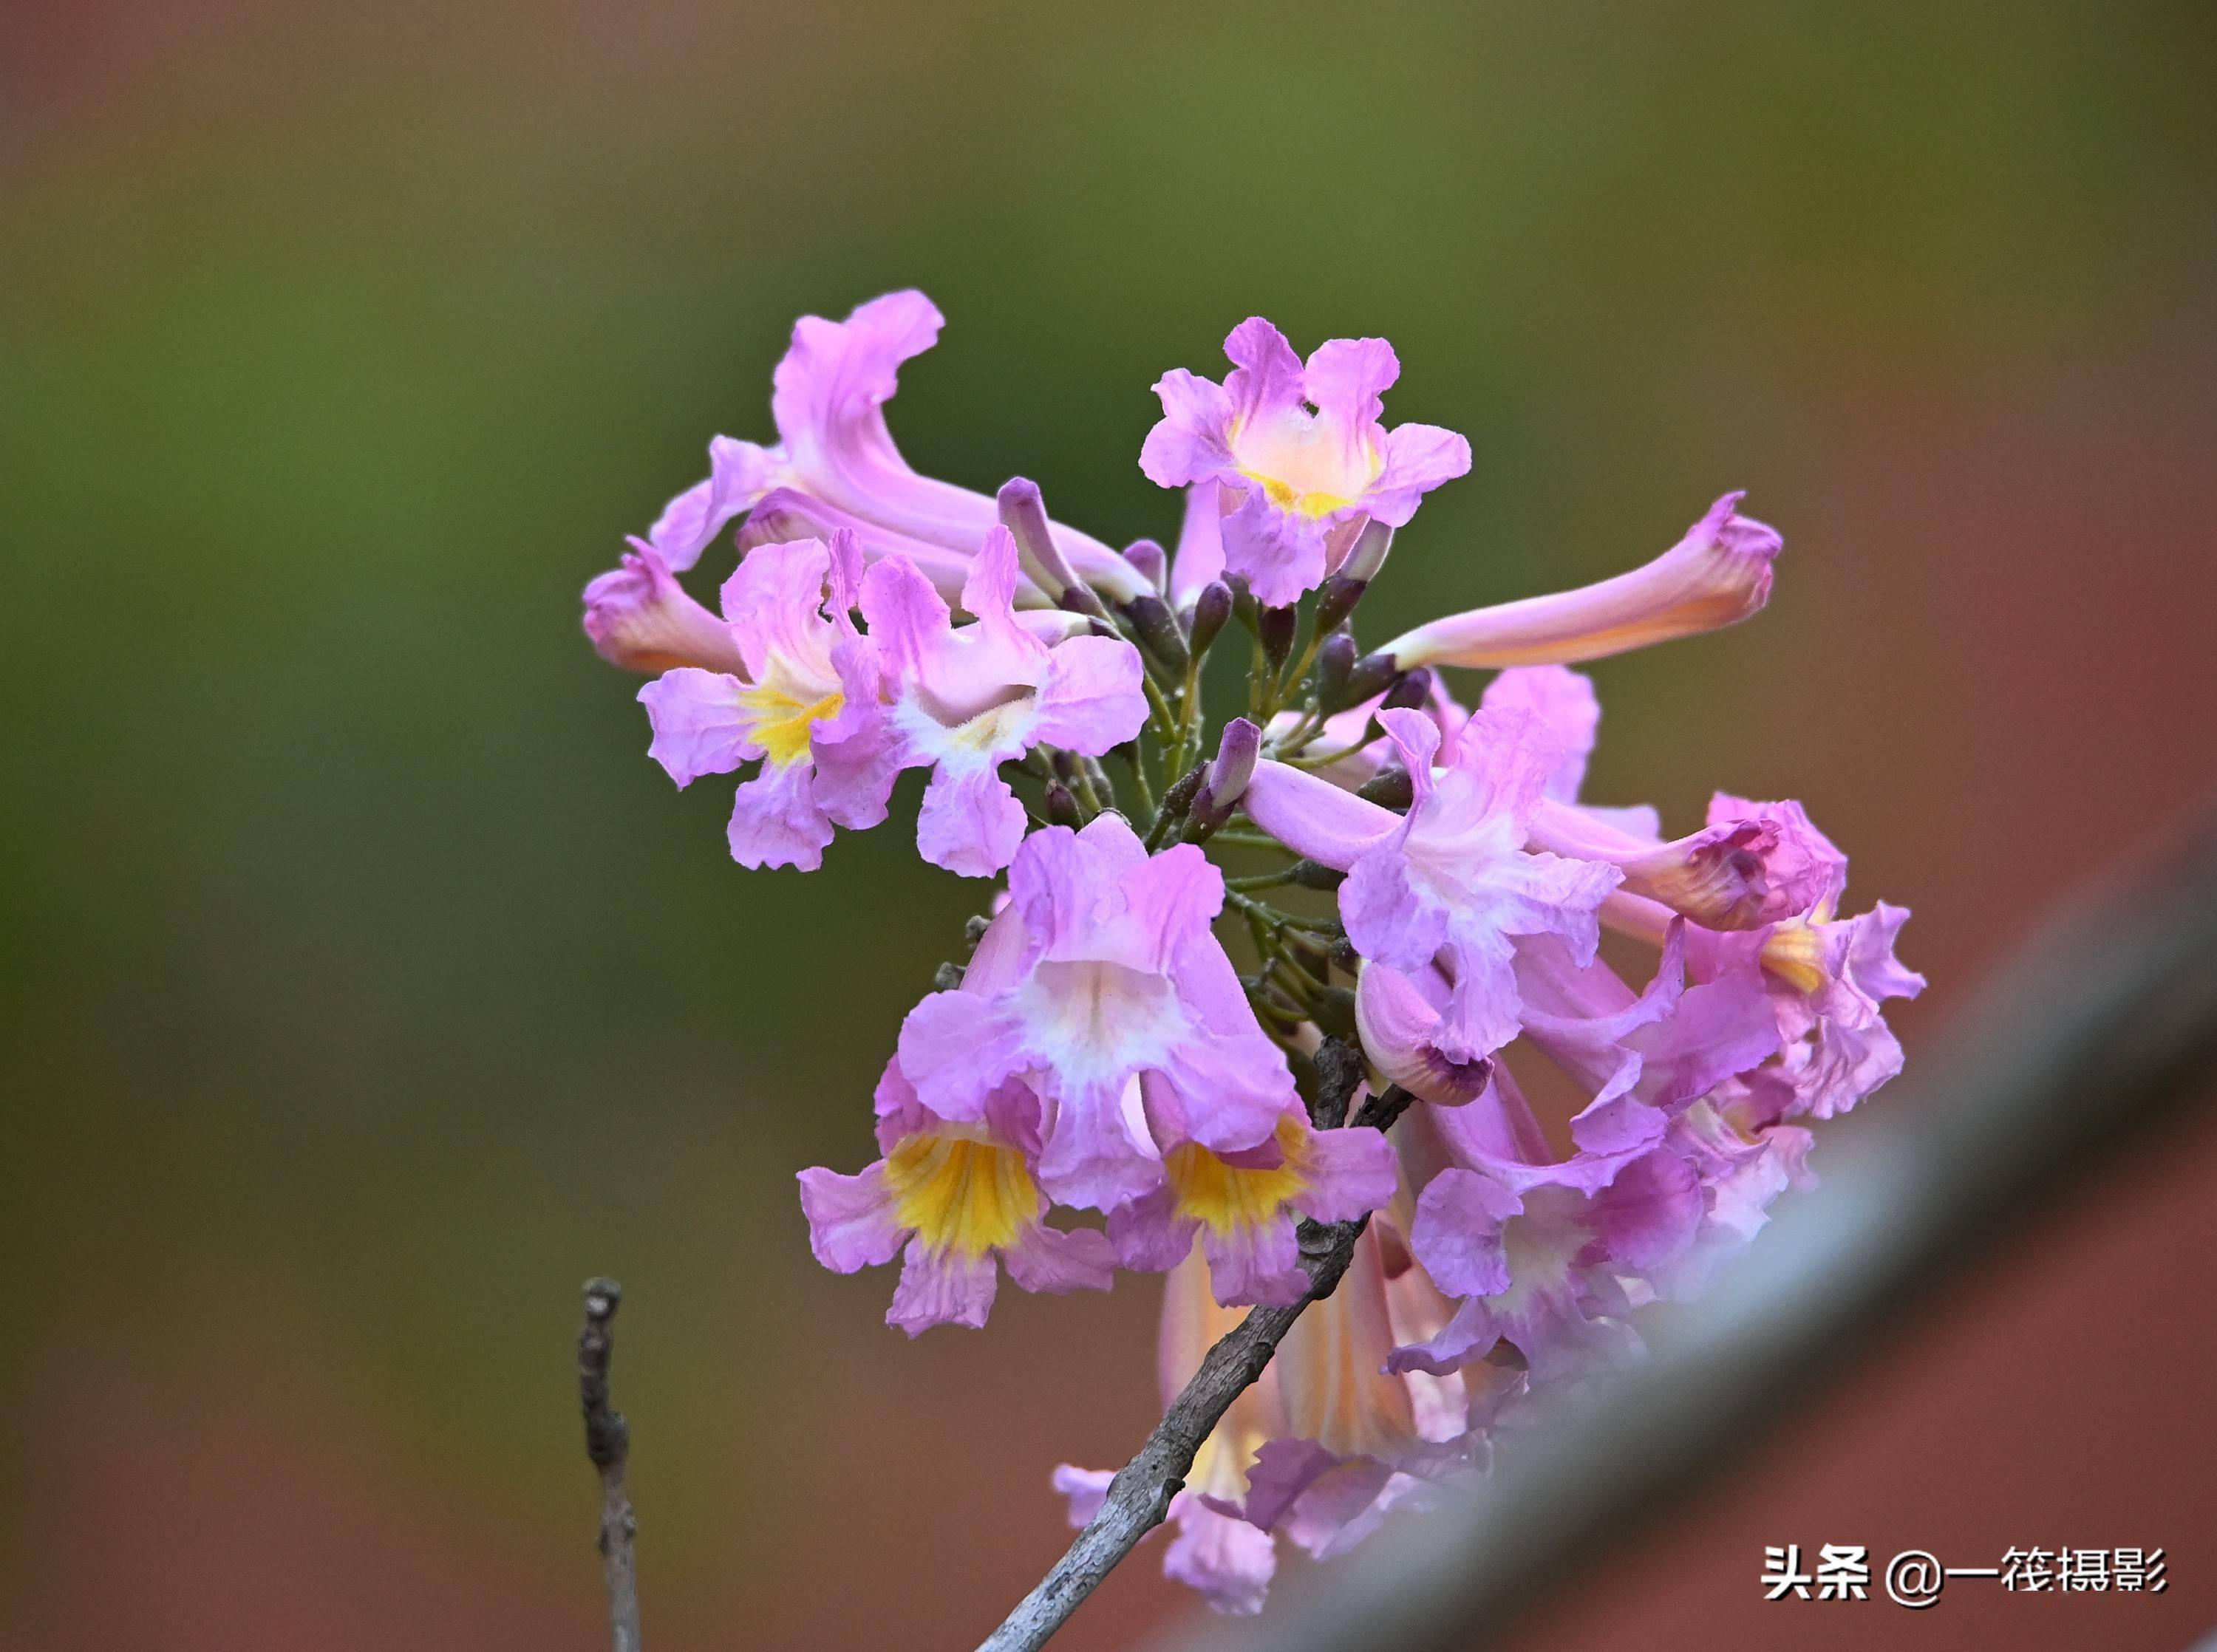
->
1001, 1223, 1118, 1295
915, 760, 1028, 878
1031, 635, 1150, 754
726, 760, 836, 870
637, 668, 756, 787
886, 1237, 998, 1334
795, 1163, 907, 1272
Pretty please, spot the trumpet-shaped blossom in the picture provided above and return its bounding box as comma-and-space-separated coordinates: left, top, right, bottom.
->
798, 1065, 1114, 1335
661, 290, 1148, 605
582, 538, 750, 675
1106, 1110, 1397, 1305
634, 533, 893, 870
1245, 706, 1623, 1062
1394, 1127, 1703, 1382
896, 814, 1298, 1209
1377, 493, 1781, 671
847, 528, 1148, 877
1601, 808, 1922, 1122
1140, 319, 1471, 607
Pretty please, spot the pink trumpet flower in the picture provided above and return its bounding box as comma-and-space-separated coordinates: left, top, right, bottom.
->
1140, 319, 1471, 607
1377, 493, 1780, 671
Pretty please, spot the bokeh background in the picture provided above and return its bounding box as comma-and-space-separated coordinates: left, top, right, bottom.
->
4, 2, 2214, 1648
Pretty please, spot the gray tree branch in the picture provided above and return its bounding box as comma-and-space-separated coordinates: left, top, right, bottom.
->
579, 1277, 643, 1652
973, 1074, 1416, 1652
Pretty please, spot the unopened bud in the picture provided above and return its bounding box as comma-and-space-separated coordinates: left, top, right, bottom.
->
1188, 581, 1234, 659
1314, 574, 1367, 636
1229, 576, 1259, 637
1044, 782, 1083, 827
1290, 858, 1349, 891
1194, 719, 1261, 831
1324, 649, 1398, 713
1341, 518, 1394, 584
1381, 667, 1434, 711
933, 961, 966, 991
1314, 632, 1358, 709
1123, 537, 1168, 592
1000, 478, 1108, 618
963, 914, 993, 945
1120, 592, 1191, 674
1259, 604, 1298, 675
1358, 765, 1415, 811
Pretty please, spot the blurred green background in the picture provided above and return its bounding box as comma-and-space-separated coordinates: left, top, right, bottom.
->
4, 2, 2213, 1648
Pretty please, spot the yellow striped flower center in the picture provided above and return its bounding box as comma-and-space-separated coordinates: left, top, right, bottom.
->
885, 1130, 1036, 1260
738, 686, 844, 768
1165, 1115, 1312, 1235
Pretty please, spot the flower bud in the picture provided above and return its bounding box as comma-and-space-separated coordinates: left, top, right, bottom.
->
1259, 604, 1298, 676
1123, 537, 1168, 592
1340, 518, 1395, 584
1355, 963, 1494, 1106
1380, 667, 1433, 711
1184, 718, 1261, 844
1228, 575, 1259, 637
1208, 717, 1261, 809
1188, 581, 1235, 659
1314, 632, 1358, 709
1322, 649, 1398, 714
1120, 592, 1192, 675
1000, 477, 1108, 618
1356, 765, 1414, 811
1044, 781, 1083, 827
1290, 857, 1348, 891
1314, 574, 1366, 636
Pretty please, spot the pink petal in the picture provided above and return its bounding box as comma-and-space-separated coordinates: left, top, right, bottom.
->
726, 760, 836, 871
637, 668, 756, 787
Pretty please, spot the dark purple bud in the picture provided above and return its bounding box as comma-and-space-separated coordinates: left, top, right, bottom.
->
1158, 762, 1207, 825
1259, 604, 1298, 675
1381, 667, 1434, 711
1358, 765, 1415, 811
1120, 592, 1191, 674
1314, 632, 1358, 709
1229, 575, 1259, 637
1314, 574, 1367, 636
1188, 581, 1234, 658
1324, 649, 1398, 713
1044, 781, 1083, 828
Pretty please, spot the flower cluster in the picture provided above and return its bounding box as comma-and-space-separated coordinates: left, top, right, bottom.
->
583, 293, 1921, 1614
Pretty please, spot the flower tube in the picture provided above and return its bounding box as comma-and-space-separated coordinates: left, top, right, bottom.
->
1377, 493, 1780, 671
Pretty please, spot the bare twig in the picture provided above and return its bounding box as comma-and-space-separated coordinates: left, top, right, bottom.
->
579, 1277, 643, 1652
1151, 786, 2217, 1652
975, 1075, 1412, 1652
